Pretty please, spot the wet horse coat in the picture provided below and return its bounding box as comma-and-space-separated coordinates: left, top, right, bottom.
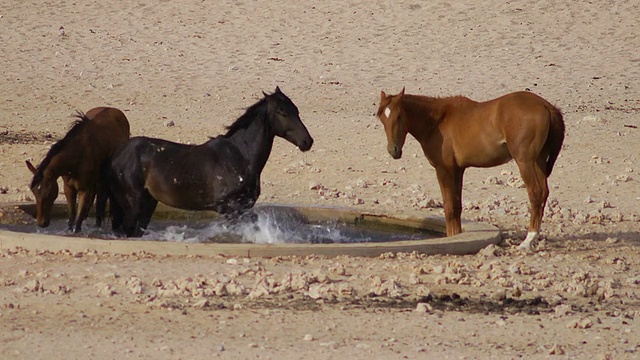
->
103, 87, 313, 237
377, 89, 565, 249
26, 107, 131, 232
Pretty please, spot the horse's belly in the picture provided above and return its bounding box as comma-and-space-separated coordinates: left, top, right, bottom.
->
147, 174, 258, 213
457, 143, 512, 168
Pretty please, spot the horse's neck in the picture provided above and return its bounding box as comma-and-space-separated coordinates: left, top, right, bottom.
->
46, 150, 81, 178
403, 95, 446, 136
226, 117, 274, 174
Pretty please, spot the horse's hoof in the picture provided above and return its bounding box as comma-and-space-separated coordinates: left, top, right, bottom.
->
517, 231, 539, 252
517, 244, 533, 252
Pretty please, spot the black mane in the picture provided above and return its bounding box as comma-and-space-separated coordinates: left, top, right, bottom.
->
30, 111, 90, 187
223, 96, 269, 138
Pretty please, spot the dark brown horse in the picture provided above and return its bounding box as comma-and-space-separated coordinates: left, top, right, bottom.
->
102, 87, 314, 237
377, 88, 565, 250
26, 107, 130, 232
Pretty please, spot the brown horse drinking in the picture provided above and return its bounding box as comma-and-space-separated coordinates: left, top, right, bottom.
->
26, 107, 130, 232
377, 88, 565, 250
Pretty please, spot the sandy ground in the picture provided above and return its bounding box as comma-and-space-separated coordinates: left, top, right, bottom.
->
1, 0, 640, 358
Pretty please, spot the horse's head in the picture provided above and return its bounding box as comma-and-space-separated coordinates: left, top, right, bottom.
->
265, 86, 314, 151
25, 160, 58, 228
377, 87, 407, 159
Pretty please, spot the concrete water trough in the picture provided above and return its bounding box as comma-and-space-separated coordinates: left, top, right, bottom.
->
0, 202, 500, 257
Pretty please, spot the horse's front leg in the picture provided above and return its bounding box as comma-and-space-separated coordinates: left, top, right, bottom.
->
63, 179, 77, 231
435, 167, 464, 236
136, 190, 158, 231
73, 190, 96, 233
95, 179, 108, 227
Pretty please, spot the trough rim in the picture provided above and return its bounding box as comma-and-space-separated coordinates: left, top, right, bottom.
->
0, 202, 501, 257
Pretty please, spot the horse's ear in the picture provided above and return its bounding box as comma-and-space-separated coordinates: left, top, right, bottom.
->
400, 87, 405, 96
25, 160, 37, 175
275, 86, 282, 94
262, 91, 269, 97
380, 90, 387, 101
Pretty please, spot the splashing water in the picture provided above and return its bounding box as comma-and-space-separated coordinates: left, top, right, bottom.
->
141, 207, 362, 244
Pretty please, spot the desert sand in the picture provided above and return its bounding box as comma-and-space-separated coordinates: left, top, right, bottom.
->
1, 0, 639, 359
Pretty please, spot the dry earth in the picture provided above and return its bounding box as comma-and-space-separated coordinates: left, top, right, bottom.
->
1, 0, 640, 359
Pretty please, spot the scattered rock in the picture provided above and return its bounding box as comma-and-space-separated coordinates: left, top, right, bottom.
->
320, 341, 339, 349
415, 302, 432, 313
581, 114, 605, 124
477, 244, 504, 258
483, 176, 503, 185
308, 181, 322, 190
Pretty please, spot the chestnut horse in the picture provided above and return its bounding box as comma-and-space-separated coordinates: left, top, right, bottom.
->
102, 87, 313, 237
26, 107, 130, 232
377, 88, 565, 250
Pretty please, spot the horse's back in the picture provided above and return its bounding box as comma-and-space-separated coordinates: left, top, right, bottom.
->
441, 91, 559, 168
113, 136, 197, 170
495, 91, 554, 110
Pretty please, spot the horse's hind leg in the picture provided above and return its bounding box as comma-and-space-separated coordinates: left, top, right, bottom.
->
515, 159, 549, 250
73, 191, 96, 233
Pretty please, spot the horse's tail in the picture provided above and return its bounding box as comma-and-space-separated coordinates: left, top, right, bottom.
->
544, 104, 565, 176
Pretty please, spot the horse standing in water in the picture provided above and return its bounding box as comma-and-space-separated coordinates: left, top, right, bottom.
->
103, 87, 313, 237
377, 88, 565, 250
26, 107, 131, 232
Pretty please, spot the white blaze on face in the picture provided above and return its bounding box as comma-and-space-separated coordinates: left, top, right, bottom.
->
384, 107, 391, 118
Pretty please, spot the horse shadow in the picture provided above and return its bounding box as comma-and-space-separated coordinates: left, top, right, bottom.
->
555, 230, 640, 246
503, 226, 640, 250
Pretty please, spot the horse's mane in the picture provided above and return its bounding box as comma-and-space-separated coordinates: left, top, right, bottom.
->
30, 111, 90, 187
223, 96, 269, 138
403, 94, 472, 123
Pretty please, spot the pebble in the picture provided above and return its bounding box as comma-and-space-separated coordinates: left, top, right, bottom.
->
581, 114, 605, 124
415, 302, 432, 313
605, 237, 619, 244
549, 344, 565, 355
193, 299, 209, 308
308, 181, 322, 190
319, 341, 338, 349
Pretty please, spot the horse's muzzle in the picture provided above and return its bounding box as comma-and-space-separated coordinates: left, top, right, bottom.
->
388, 145, 402, 159
298, 137, 314, 152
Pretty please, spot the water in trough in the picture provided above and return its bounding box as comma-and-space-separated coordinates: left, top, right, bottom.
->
0, 204, 440, 245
